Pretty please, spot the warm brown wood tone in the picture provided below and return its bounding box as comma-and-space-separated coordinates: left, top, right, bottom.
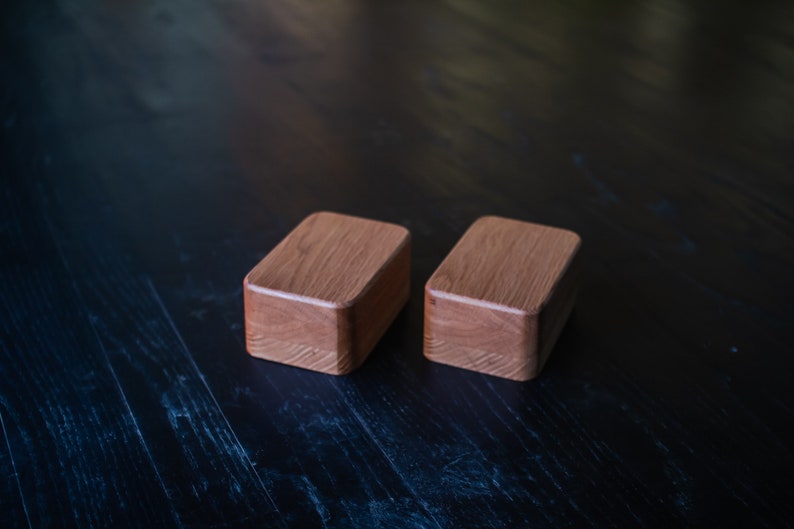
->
424, 216, 581, 381
244, 212, 410, 375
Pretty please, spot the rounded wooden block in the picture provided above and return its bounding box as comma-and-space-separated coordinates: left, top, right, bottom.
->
244, 212, 410, 374
424, 216, 581, 381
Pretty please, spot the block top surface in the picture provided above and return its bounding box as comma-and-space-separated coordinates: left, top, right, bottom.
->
426, 216, 580, 314
246, 212, 409, 307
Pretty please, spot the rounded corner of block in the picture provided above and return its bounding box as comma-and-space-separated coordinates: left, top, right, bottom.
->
397, 226, 412, 247
332, 364, 356, 376
329, 296, 358, 311
424, 283, 444, 303
388, 221, 411, 239
307, 210, 332, 219
560, 228, 583, 251
243, 275, 269, 296
335, 347, 367, 376
424, 270, 449, 293
243, 337, 264, 361
497, 355, 541, 382
379, 221, 412, 253
472, 215, 502, 227
303, 210, 336, 225
421, 343, 436, 364
243, 273, 263, 297
513, 370, 539, 383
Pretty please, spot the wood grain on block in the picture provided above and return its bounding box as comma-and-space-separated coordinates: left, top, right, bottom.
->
244, 212, 410, 374
424, 216, 581, 381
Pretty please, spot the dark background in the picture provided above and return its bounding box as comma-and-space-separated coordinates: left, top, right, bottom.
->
2, 0, 793, 527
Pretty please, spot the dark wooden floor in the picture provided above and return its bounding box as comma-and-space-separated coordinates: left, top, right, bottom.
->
2, 0, 793, 527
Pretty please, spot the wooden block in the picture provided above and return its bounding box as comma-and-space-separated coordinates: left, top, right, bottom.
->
424, 216, 581, 381
244, 212, 410, 375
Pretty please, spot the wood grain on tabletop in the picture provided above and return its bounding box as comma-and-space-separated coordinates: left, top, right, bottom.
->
244, 212, 410, 375
425, 216, 581, 381
1, 0, 793, 527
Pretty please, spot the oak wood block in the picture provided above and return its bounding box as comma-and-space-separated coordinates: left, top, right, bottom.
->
244, 212, 410, 375
424, 216, 581, 381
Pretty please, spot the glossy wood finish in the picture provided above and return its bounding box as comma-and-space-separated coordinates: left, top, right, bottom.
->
2, 0, 793, 527
425, 216, 580, 380
244, 212, 410, 374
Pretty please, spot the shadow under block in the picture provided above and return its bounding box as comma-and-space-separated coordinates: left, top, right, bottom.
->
244, 212, 410, 375
424, 216, 581, 381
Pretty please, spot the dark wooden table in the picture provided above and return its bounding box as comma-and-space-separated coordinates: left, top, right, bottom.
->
2, 0, 793, 527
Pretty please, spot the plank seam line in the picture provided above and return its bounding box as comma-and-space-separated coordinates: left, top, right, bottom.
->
145, 277, 282, 515
1, 410, 33, 529
40, 208, 184, 528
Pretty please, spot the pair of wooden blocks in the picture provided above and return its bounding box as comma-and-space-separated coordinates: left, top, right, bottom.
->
244, 212, 581, 381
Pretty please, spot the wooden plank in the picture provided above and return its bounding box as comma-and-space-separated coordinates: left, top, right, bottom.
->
168, 306, 447, 528
1, 31, 283, 529
35, 187, 285, 528
0, 180, 181, 528
34, 148, 443, 529
0, 412, 31, 529
3, 0, 793, 526
3, 4, 444, 525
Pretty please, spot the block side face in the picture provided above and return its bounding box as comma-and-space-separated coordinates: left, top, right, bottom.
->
427, 216, 581, 313
244, 281, 345, 374
536, 250, 581, 371
424, 286, 537, 361
346, 241, 411, 373
246, 212, 410, 305
423, 339, 537, 381
334, 305, 356, 375
247, 338, 341, 375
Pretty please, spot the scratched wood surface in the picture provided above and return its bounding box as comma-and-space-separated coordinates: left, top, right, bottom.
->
2, 0, 793, 527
